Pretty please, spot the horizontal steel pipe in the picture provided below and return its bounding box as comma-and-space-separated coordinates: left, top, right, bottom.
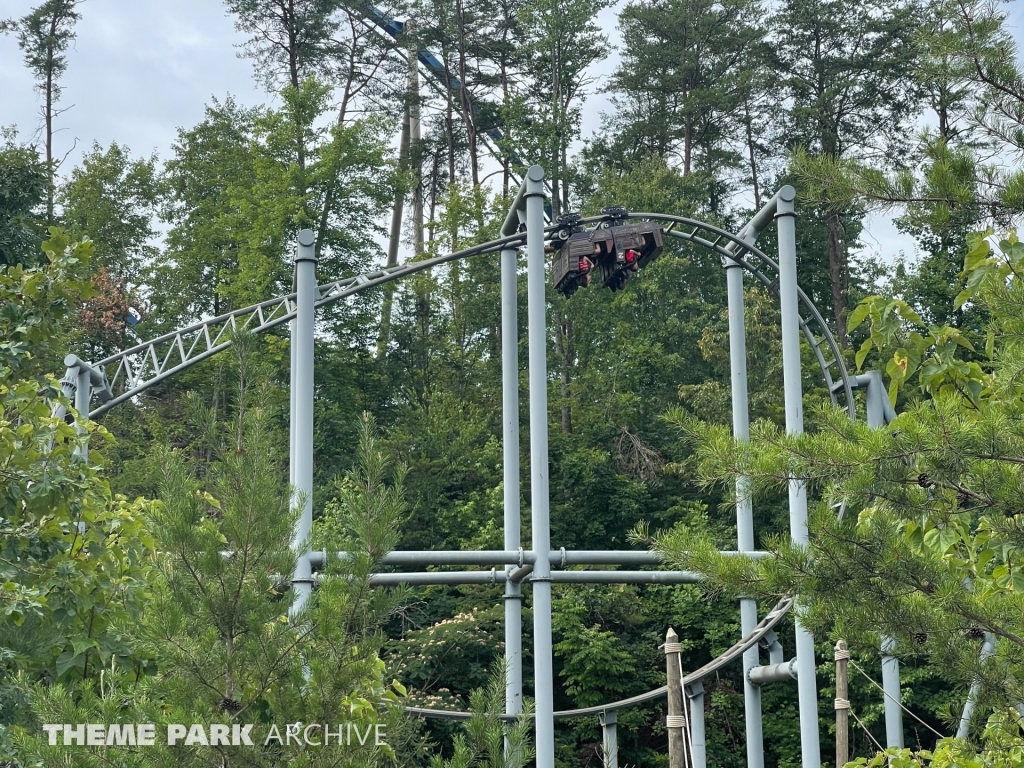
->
549, 570, 700, 584
748, 659, 799, 685
352, 569, 703, 586
306, 549, 772, 571
308, 550, 524, 569
369, 571, 502, 586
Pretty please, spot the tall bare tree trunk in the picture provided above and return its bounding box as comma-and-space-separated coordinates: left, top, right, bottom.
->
376, 90, 412, 359
826, 211, 848, 347
455, 0, 479, 186
744, 99, 761, 209
554, 313, 573, 434
44, 15, 57, 223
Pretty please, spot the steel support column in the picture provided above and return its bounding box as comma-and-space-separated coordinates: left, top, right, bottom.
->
501, 244, 523, 721
726, 255, 764, 768
600, 710, 618, 768
863, 371, 905, 748
776, 186, 821, 768
957, 632, 996, 738
687, 681, 707, 768
524, 165, 555, 768
290, 229, 317, 618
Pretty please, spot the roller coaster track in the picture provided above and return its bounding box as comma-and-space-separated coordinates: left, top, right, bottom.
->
89, 213, 853, 420
363, 5, 521, 172
405, 597, 795, 721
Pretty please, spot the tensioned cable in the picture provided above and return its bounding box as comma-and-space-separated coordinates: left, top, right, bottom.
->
849, 660, 945, 739
849, 706, 886, 754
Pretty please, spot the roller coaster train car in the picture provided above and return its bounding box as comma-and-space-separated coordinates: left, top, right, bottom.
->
551, 216, 664, 299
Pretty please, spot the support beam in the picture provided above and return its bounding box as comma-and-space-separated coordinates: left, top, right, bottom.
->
686, 681, 707, 768
863, 370, 905, 748
72, 367, 91, 460
600, 710, 618, 768
290, 229, 317, 618
305, 549, 769, 570
957, 632, 996, 739
725, 246, 764, 768
523, 165, 555, 768
502, 243, 523, 724
748, 659, 799, 685
761, 630, 785, 666
60, 355, 112, 459
354, 570, 702, 586
776, 186, 822, 768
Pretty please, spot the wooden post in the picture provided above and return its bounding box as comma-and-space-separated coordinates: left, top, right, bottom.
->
835, 640, 850, 768
666, 628, 685, 768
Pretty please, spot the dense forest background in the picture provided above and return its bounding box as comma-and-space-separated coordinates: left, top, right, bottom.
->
3, 0, 1024, 765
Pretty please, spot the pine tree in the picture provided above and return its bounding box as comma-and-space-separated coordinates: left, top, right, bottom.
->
1, 0, 83, 223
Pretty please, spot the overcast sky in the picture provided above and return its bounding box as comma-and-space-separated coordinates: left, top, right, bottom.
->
2, 0, 1023, 265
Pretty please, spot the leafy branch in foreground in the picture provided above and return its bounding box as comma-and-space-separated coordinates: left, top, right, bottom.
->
642, 229, 1024, 740
429, 660, 535, 768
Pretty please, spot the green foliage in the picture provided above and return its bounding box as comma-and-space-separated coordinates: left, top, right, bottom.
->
428, 662, 534, 768
0, 0, 81, 106
152, 86, 396, 328
0, 139, 47, 266
59, 141, 165, 284
10, 345, 407, 766
849, 710, 1024, 768
607, 0, 765, 182
0, 231, 156, 744
655, 228, 1024, 741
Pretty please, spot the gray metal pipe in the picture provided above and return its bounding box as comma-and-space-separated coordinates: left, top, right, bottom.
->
305, 549, 768, 570
307, 550, 525, 569
502, 243, 523, 722
726, 244, 764, 768
289, 292, 297, 528
349, 569, 701, 586
880, 636, 904, 746
686, 681, 707, 768
74, 366, 91, 460
557, 550, 661, 566
777, 186, 822, 768
728, 187, 787, 250
64, 354, 112, 402
289, 229, 317, 618
763, 631, 785, 666
524, 165, 554, 768
501, 169, 534, 236
549, 571, 700, 584
748, 659, 799, 685
600, 710, 618, 768
957, 632, 996, 739
369, 571, 502, 586
862, 371, 905, 748
509, 564, 533, 583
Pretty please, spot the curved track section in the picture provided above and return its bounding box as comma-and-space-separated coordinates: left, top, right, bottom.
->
405, 597, 794, 721
90, 213, 851, 419
90, 231, 526, 418
577, 213, 854, 414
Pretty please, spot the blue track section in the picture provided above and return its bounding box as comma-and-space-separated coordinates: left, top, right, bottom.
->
365, 5, 510, 154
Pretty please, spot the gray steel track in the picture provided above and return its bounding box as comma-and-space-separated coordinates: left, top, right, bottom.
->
404, 597, 794, 721
88, 214, 851, 419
